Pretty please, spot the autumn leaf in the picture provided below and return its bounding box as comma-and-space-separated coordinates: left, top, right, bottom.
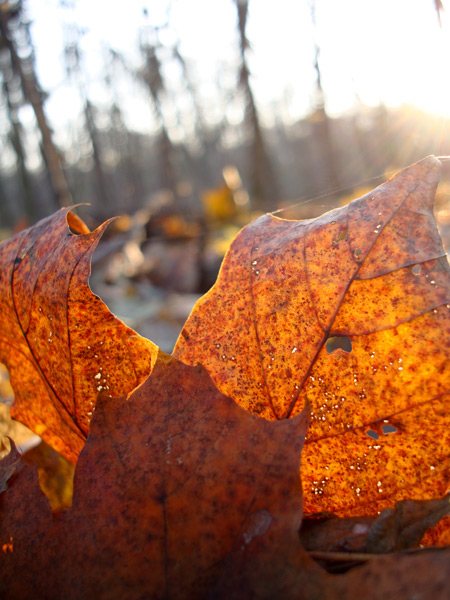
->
3, 355, 450, 599
300, 496, 450, 555
0, 207, 158, 462
0, 193, 450, 598
420, 514, 450, 546
174, 156, 450, 516
0, 352, 313, 599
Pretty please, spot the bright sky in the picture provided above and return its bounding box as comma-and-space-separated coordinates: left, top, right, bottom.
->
26, 0, 450, 141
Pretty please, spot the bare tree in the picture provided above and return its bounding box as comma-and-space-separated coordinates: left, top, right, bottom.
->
62, 20, 115, 211
2, 65, 35, 218
103, 47, 145, 211
235, 0, 279, 210
308, 0, 340, 193
138, 17, 177, 195
0, 1, 72, 208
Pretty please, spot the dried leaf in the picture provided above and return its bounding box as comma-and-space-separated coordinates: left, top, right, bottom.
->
331, 549, 450, 600
2, 355, 450, 599
0, 353, 310, 599
300, 496, 450, 555
1, 158, 450, 597
0, 208, 158, 461
300, 513, 375, 554
174, 157, 450, 516
0, 438, 24, 492
362, 496, 450, 553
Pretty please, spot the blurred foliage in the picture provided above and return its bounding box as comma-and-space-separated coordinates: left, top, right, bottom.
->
0, 0, 448, 232
23, 441, 75, 511
0, 0, 449, 347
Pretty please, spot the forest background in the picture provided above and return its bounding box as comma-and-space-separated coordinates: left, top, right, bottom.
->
1, 0, 450, 354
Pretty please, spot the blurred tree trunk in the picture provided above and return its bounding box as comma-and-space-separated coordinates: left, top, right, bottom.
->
173, 43, 206, 150
62, 23, 114, 211
309, 0, 340, 193
139, 35, 177, 195
109, 102, 144, 211
0, 171, 12, 226
0, 5, 72, 209
105, 51, 144, 210
235, 0, 279, 210
3, 76, 35, 220
84, 97, 112, 209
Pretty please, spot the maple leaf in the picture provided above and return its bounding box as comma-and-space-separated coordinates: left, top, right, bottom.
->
2, 355, 450, 599
0, 208, 158, 462
174, 156, 450, 516
0, 353, 313, 599
0, 179, 450, 596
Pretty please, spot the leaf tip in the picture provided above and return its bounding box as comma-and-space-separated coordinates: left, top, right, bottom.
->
0, 437, 24, 493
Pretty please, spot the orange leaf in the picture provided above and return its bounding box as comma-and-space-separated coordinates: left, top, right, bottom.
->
0, 353, 312, 599
174, 157, 450, 516
0, 208, 158, 462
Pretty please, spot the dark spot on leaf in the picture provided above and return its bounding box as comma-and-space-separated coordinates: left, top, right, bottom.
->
382, 424, 397, 435
326, 336, 352, 354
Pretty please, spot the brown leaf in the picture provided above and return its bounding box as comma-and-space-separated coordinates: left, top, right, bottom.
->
362, 496, 450, 553
2, 355, 450, 599
0, 438, 24, 492
300, 496, 450, 555
0, 352, 311, 599
216, 545, 450, 600
332, 549, 450, 600
300, 513, 376, 554
174, 157, 450, 517
0, 207, 158, 462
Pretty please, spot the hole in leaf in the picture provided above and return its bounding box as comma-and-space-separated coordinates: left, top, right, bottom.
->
326, 337, 352, 354
382, 424, 397, 435
411, 264, 422, 276
67, 211, 90, 235
354, 248, 362, 258
366, 429, 379, 440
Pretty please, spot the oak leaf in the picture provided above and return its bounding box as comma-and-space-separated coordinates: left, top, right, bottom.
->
0, 208, 158, 462
174, 156, 450, 516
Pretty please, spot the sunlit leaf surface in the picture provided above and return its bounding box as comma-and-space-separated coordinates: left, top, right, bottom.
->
0, 208, 158, 461
175, 157, 450, 515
